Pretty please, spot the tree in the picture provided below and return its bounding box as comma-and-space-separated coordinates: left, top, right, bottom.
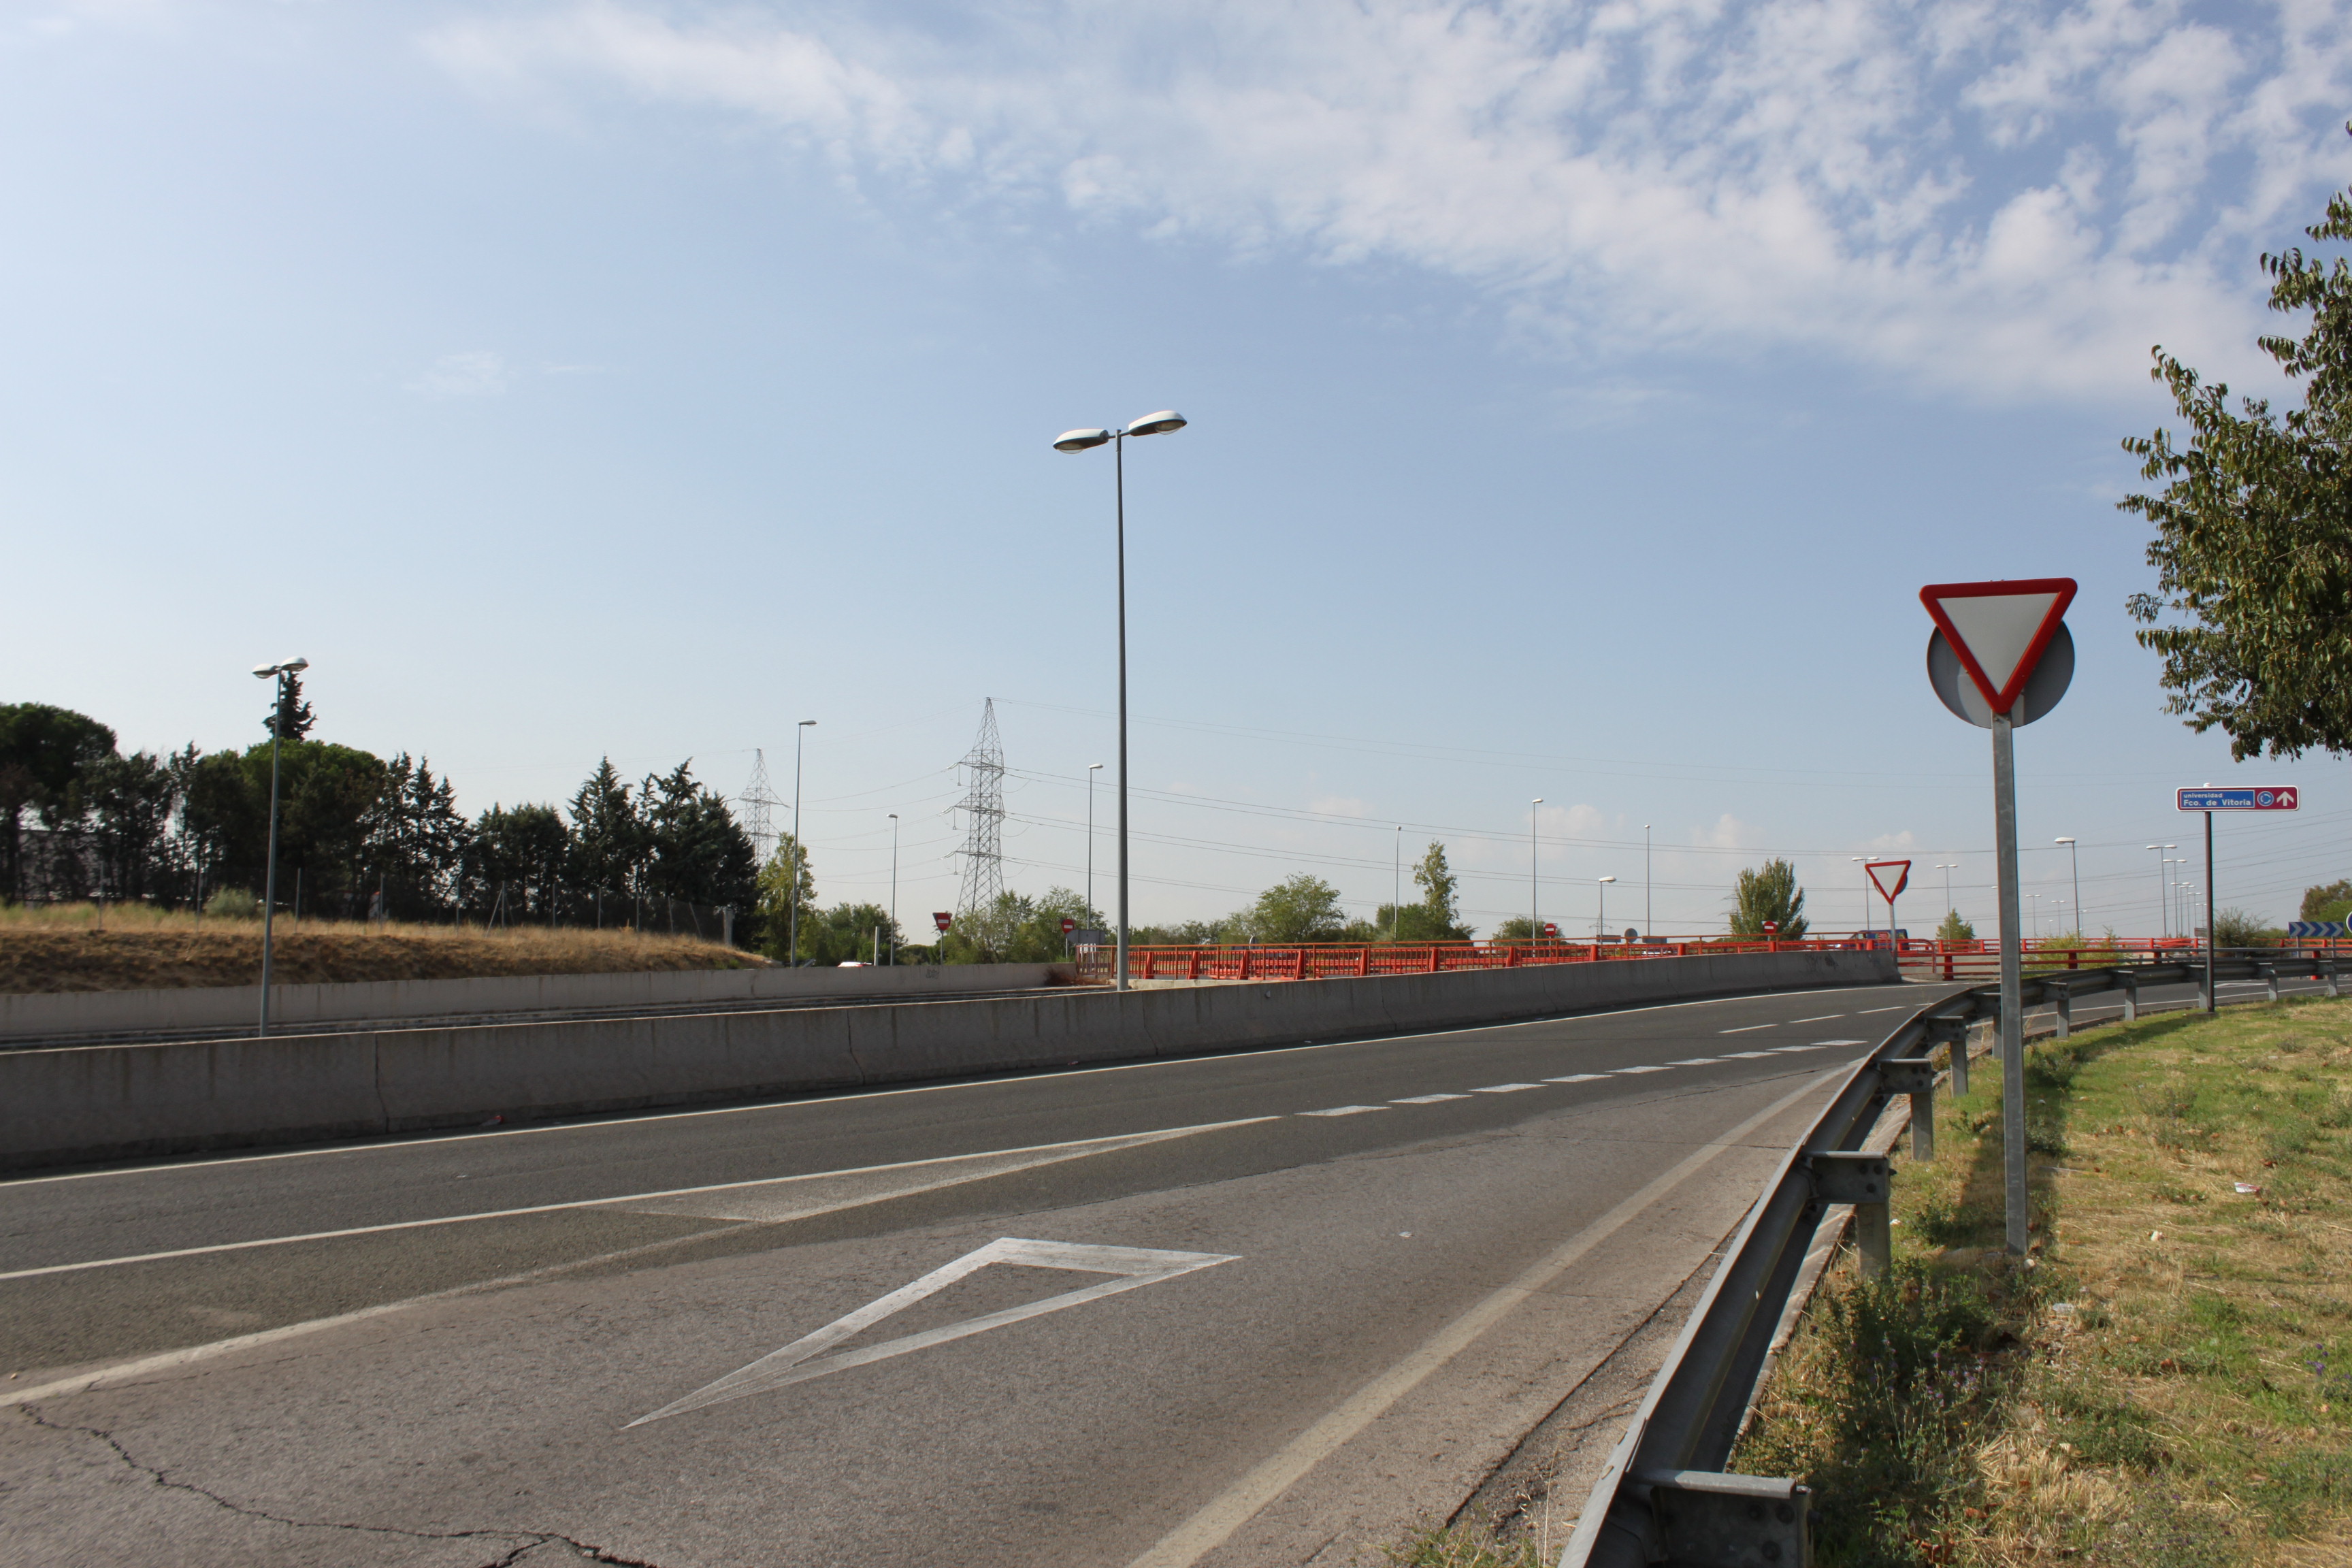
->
264, 672, 316, 741
85, 751, 182, 902
466, 804, 568, 922
2121, 177, 2352, 760
361, 755, 472, 916
1730, 859, 1808, 937
1245, 874, 1348, 943
1379, 842, 1473, 940
1936, 909, 1976, 943
0, 703, 116, 900
2302, 879, 2352, 924
641, 761, 759, 919
796, 902, 904, 964
941, 887, 1104, 963
566, 760, 642, 898
754, 834, 816, 959
249, 740, 388, 913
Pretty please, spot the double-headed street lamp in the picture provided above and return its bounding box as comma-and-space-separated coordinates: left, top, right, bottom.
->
2146, 843, 2177, 936
887, 812, 900, 966
1936, 862, 1959, 914
250, 655, 309, 1036
1530, 798, 1543, 943
1597, 875, 1617, 939
1053, 410, 1188, 991
1086, 763, 1104, 919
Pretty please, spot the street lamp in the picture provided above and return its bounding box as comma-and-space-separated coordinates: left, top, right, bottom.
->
250, 655, 309, 1036
2146, 843, 2176, 938
1852, 856, 1869, 935
1085, 763, 1103, 919
1597, 875, 1617, 939
1643, 824, 1652, 941
1530, 799, 1543, 945
1935, 863, 1959, 914
1054, 409, 1187, 991
2055, 838, 2080, 938
1392, 826, 1403, 941
790, 719, 815, 965
887, 813, 900, 965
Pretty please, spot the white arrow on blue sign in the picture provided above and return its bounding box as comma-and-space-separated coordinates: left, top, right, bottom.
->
2177, 787, 2298, 811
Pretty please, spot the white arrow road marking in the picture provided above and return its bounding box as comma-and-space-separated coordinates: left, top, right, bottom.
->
627, 1238, 1237, 1428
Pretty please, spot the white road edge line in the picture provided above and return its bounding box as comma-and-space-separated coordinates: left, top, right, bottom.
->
1, 983, 1918, 1188
0, 1118, 1275, 1284
1120, 1068, 1846, 1568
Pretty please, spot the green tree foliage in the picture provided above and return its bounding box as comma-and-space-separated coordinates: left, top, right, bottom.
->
84, 751, 182, 902
2121, 177, 2352, 760
1936, 908, 1976, 943
361, 754, 472, 915
0, 702, 116, 900
796, 902, 904, 964
942, 887, 1103, 963
566, 759, 642, 897
1245, 874, 1349, 942
754, 834, 816, 959
466, 804, 569, 921
247, 739, 389, 910
641, 761, 757, 915
2210, 906, 2281, 949
2301, 879, 2352, 924
263, 671, 316, 741
1376, 842, 1473, 940
1731, 859, 1808, 937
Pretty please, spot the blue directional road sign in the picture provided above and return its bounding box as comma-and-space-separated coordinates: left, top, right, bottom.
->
2176, 786, 2299, 811
2288, 921, 2348, 938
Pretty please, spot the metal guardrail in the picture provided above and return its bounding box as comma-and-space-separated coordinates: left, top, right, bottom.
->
1561, 953, 2340, 1568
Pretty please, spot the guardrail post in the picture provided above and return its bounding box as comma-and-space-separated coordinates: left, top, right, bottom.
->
2117, 970, 2139, 1022
2258, 962, 2279, 1002
1633, 1470, 1810, 1567
1809, 1152, 1892, 1280
1881, 1059, 1937, 1161
2048, 981, 2072, 1040
1925, 1016, 1970, 1097
2325, 958, 2340, 999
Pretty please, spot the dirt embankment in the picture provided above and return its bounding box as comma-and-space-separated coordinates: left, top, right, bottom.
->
1, 921, 765, 995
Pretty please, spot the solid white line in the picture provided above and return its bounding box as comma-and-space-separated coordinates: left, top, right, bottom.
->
1392, 1094, 1469, 1104
1299, 1106, 1385, 1117
0, 985, 1911, 1189
0, 1118, 1274, 1283
1121, 1070, 1843, 1568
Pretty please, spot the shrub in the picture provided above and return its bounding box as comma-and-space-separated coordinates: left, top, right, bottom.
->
202, 887, 260, 919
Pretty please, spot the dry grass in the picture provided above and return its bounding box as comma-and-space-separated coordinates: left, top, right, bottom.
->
0, 902, 764, 993
1733, 997, 2352, 1565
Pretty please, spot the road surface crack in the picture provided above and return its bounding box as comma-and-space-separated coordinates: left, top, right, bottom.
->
18, 1405, 670, 1567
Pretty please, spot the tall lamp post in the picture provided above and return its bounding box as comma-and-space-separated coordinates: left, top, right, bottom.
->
1086, 762, 1103, 919
1392, 826, 1402, 941
1643, 823, 1652, 941
1053, 409, 1188, 991
1936, 862, 1959, 915
1852, 855, 1869, 934
887, 813, 900, 965
2146, 843, 2176, 937
789, 719, 815, 965
1529, 798, 1543, 944
250, 656, 309, 1036
1597, 875, 1617, 939
2055, 837, 2080, 936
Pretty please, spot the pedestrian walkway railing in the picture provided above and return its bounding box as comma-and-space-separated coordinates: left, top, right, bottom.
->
1561, 954, 2338, 1567
1073, 935, 2347, 985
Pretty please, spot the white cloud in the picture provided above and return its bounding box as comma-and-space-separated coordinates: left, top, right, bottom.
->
408, 350, 510, 398
1865, 830, 1918, 851
425, 1, 2352, 402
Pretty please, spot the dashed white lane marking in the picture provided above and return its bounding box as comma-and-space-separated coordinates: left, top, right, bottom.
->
1669, 1058, 1721, 1066
1788, 1014, 1845, 1024
1472, 1083, 1546, 1094
1810, 1039, 1869, 1046
0, 1120, 1274, 1283
1301, 1105, 1388, 1117
1718, 1022, 1779, 1034
1859, 1005, 1912, 1013
1723, 1051, 1774, 1060
1392, 1094, 1470, 1104
1614, 1064, 1671, 1075
1545, 1074, 1605, 1083
631, 1238, 1237, 1427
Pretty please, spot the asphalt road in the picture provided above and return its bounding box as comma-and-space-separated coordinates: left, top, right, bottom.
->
0, 971, 2311, 1567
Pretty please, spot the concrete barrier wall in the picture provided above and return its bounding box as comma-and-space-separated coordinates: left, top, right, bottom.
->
0, 962, 1072, 1043
0, 948, 1895, 1170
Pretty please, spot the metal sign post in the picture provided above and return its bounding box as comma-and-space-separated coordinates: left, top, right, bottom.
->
1922, 578, 2076, 1256
2175, 785, 2299, 1010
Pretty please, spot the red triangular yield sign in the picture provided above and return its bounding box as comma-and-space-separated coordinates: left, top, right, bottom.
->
1918, 578, 2077, 715
1865, 860, 1910, 902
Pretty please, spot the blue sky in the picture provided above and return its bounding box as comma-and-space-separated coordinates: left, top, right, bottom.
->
5, 0, 2350, 937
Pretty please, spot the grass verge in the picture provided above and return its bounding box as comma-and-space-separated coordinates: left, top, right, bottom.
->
1, 901, 761, 992
1733, 996, 2352, 1565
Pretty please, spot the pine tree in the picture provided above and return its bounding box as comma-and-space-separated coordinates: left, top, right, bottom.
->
264, 672, 316, 740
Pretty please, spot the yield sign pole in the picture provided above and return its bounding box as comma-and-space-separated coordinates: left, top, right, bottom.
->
1921, 577, 2076, 1258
